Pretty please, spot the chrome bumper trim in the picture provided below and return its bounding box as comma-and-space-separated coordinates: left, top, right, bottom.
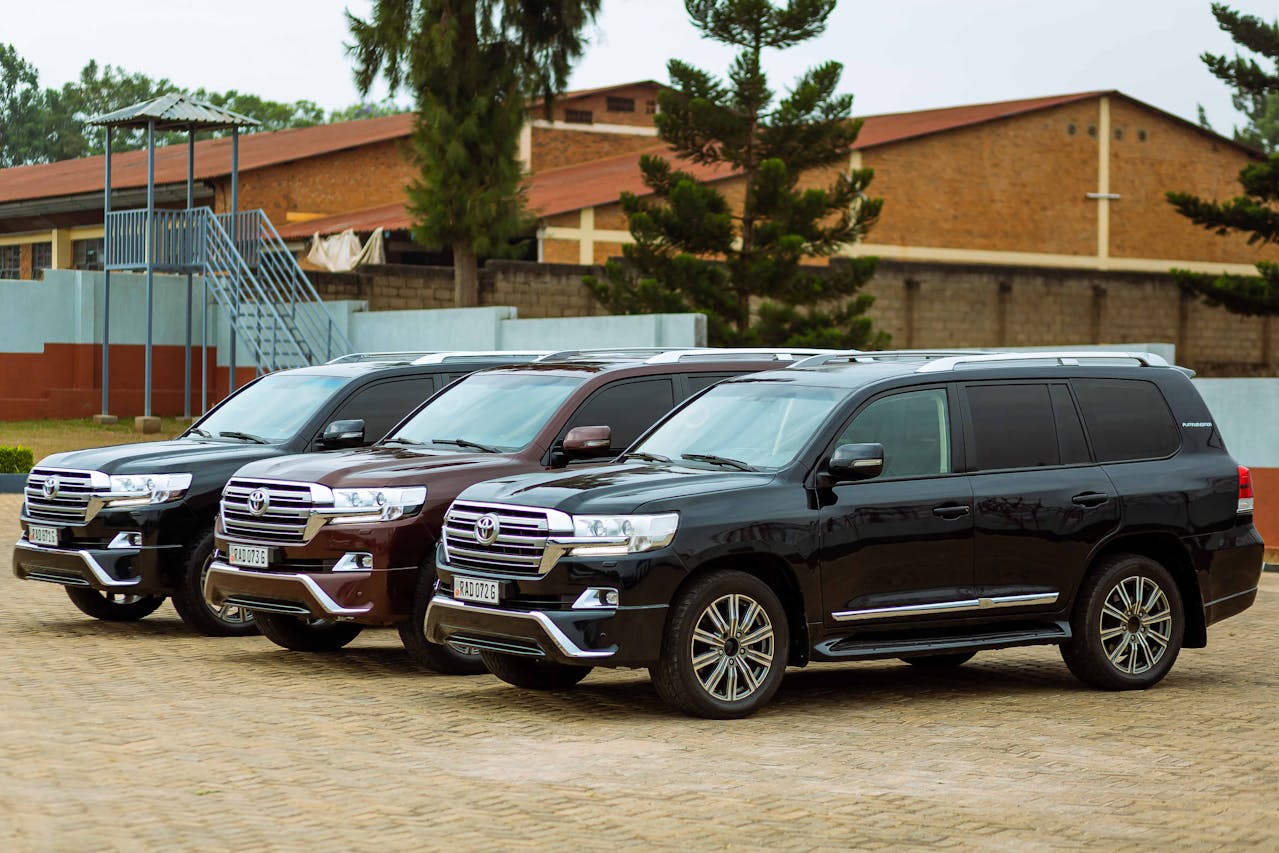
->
833, 592, 1060, 622
426, 594, 616, 659
204, 561, 374, 616
13, 538, 141, 588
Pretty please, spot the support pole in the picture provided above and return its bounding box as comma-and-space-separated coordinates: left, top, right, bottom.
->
229, 127, 239, 394
201, 278, 208, 414
100, 127, 113, 420
184, 130, 194, 419
143, 120, 156, 418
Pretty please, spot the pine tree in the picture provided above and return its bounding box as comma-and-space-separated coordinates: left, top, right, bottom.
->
1167, 3, 1279, 315
584, 0, 886, 348
348, 1, 600, 306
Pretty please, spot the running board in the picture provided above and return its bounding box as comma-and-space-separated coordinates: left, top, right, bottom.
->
814, 621, 1071, 661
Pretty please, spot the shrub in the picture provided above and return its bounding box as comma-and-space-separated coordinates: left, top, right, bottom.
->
0, 446, 34, 474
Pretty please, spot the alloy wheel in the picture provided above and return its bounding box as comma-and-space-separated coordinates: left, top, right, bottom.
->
690, 593, 775, 702
1099, 575, 1173, 676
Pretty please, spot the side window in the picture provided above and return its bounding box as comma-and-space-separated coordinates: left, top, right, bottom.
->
564, 378, 675, 450
435, 372, 470, 393
1050, 384, 1091, 465
1072, 378, 1180, 462
965, 383, 1059, 471
837, 388, 951, 478
682, 373, 734, 398
328, 378, 437, 442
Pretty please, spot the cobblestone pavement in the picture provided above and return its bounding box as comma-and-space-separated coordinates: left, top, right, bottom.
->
1, 493, 1275, 850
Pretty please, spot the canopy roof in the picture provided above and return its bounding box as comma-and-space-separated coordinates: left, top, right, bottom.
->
89, 93, 260, 132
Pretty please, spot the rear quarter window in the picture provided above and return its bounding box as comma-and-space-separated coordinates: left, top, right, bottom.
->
1071, 378, 1180, 462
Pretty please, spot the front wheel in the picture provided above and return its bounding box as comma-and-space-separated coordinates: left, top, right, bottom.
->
398, 564, 486, 675
1061, 553, 1184, 690
480, 652, 591, 690
255, 612, 364, 652
649, 570, 789, 719
169, 528, 257, 637
64, 587, 165, 622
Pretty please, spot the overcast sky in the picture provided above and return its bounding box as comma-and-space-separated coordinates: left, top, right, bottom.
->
3, 0, 1264, 134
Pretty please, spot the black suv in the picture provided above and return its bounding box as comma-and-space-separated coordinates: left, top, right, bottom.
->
12, 351, 544, 635
427, 351, 1265, 718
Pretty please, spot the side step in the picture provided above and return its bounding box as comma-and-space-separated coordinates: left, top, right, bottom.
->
814, 621, 1070, 661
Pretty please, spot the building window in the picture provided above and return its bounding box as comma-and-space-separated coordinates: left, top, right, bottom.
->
564, 109, 594, 125
74, 238, 104, 271
645, 100, 657, 115
0, 245, 19, 279
30, 242, 51, 279
606, 96, 635, 113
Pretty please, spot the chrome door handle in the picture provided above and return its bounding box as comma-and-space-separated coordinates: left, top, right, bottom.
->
1071, 492, 1109, 507
932, 504, 971, 519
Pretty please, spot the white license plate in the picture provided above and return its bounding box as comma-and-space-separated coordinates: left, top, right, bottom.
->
229, 544, 269, 569
28, 525, 59, 546
454, 576, 500, 605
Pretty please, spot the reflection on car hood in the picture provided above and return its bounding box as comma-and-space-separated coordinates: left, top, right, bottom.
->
39, 440, 276, 474
230, 445, 529, 488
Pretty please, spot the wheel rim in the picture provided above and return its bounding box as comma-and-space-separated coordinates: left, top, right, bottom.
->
690, 593, 774, 702
1099, 575, 1172, 675
200, 559, 254, 626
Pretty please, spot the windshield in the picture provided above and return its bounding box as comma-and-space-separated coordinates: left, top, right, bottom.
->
387, 372, 584, 452
192, 373, 349, 443
632, 381, 849, 471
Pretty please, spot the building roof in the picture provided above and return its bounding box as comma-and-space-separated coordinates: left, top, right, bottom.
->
854, 91, 1106, 149
89, 93, 260, 131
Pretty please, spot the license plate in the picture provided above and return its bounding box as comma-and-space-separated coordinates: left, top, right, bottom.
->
229, 544, 269, 569
28, 525, 59, 546
454, 576, 500, 605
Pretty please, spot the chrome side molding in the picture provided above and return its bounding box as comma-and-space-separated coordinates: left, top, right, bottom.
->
832, 592, 1060, 623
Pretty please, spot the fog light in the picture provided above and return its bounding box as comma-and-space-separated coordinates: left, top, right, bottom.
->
108, 532, 143, 549
572, 587, 620, 609
333, 552, 374, 572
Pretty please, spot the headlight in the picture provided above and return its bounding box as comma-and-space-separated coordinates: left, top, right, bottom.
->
568, 513, 679, 555
105, 473, 193, 505
328, 486, 427, 523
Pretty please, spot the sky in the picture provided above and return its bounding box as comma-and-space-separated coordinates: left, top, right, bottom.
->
1, 0, 1265, 134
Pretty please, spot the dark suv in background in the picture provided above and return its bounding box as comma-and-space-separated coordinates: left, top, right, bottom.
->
204, 348, 828, 673
12, 351, 545, 635
427, 351, 1264, 718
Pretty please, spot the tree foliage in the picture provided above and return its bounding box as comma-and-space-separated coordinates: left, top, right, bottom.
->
347, 0, 601, 306
584, 0, 887, 348
1168, 3, 1279, 316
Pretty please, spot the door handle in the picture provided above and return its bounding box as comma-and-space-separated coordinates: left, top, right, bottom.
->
932, 504, 971, 519
1071, 492, 1109, 507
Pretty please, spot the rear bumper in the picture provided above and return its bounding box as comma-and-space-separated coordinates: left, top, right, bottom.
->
13, 538, 146, 590
1193, 522, 1265, 628
203, 560, 413, 624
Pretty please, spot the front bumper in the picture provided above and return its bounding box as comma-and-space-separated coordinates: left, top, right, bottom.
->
12, 537, 147, 590
203, 560, 416, 624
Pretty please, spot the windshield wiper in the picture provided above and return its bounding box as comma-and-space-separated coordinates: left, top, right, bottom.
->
681, 452, 755, 472
431, 438, 500, 453
217, 430, 270, 445
627, 451, 672, 464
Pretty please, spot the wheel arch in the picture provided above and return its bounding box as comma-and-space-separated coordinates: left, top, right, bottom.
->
1089, 532, 1206, 648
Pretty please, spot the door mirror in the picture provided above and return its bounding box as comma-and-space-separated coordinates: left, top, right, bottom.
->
828, 442, 884, 482
321, 419, 365, 448
562, 425, 613, 459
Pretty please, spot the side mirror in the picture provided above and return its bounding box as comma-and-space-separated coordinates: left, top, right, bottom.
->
562, 425, 613, 459
321, 419, 365, 448
828, 442, 884, 482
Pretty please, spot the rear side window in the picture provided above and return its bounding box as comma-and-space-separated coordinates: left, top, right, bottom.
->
965, 383, 1059, 470
565, 378, 675, 450
1072, 379, 1180, 462
329, 378, 437, 442
683, 374, 735, 396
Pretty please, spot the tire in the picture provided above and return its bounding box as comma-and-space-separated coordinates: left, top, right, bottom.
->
254, 611, 364, 652
169, 527, 258, 637
649, 569, 789, 719
900, 652, 976, 668
64, 586, 165, 622
480, 651, 592, 690
1061, 553, 1184, 691
398, 563, 486, 675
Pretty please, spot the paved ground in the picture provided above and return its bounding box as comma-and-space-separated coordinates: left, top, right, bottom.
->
1, 493, 1275, 851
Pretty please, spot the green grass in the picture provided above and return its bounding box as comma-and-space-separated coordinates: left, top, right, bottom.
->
0, 418, 189, 466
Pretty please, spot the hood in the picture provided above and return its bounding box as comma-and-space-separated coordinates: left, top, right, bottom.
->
459, 462, 775, 515
39, 439, 276, 475
231, 445, 525, 488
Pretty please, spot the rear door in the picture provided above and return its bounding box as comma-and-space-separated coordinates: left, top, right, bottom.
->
963, 381, 1119, 612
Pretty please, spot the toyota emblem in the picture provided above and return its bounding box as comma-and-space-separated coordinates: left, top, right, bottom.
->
475, 514, 501, 545
42, 475, 59, 499
247, 489, 270, 516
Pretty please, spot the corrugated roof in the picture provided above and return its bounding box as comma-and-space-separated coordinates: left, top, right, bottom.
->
89, 93, 260, 130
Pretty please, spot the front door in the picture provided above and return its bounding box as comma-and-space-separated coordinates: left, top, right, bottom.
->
818, 387, 976, 628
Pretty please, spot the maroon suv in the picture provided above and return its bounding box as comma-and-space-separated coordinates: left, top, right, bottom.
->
205, 348, 825, 673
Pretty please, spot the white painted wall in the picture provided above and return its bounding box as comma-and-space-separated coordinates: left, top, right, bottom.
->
1193, 379, 1279, 468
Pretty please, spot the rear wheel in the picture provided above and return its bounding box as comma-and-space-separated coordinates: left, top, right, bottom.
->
254, 611, 364, 652
64, 587, 164, 622
169, 528, 257, 637
649, 570, 789, 719
480, 652, 591, 690
398, 563, 486, 675
1061, 553, 1184, 690
900, 652, 976, 668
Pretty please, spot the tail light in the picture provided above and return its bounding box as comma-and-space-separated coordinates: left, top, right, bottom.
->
1238, 465, 1254, 515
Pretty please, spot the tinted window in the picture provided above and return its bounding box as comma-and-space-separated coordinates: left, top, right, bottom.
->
1072, 379, 1180, 462
966, 384, 1058, 470
684, 374, 735, 395
331, 378, 437, 442
566, 378, 675, 450
839, 388, 951, 478
1050, 384, 1091, 465
195, 373, 348, 443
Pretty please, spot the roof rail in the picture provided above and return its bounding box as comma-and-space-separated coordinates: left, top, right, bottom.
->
326, 351, 442, 364
535, 348, 688, 362
790, 349, 983, 369
643, 348, 837, 364
914, 351, 1170, 373
410, 350, 551, 365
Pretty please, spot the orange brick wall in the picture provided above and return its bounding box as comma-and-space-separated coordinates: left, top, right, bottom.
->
531, 127, 657, 171
547, 84, 661, 128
